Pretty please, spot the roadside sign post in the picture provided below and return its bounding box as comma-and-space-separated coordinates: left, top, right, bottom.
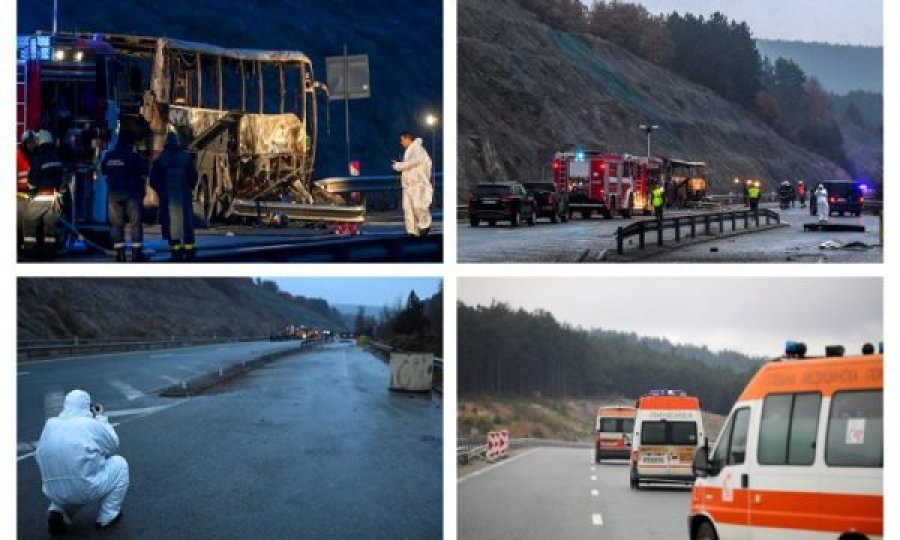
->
326, 49, 370, 176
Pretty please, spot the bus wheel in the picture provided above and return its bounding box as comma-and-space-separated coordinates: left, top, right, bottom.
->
694, 522, 718, 540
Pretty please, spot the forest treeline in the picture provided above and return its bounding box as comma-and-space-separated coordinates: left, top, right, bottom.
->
355, 288, 443, 356
516, 0, 879, 178
458, 301, 763, 414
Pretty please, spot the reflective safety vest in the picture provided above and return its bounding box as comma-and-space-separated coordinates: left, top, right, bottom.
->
651, 187, 664, 208
748, 186, 761, 199
17, 148, 30, 192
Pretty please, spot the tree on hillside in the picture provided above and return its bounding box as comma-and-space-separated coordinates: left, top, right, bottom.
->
587, 1, 672, 64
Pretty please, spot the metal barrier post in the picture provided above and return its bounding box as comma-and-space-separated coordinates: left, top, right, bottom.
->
690, 215, 696, 238
617, 227, 624, 255
639, 226, 645, 249
704, 215, 710, 235
674, 217, 681, 242
657, 220, 663, 246
755, 211, 760, 227
731, 212, 736, 231
719, 213, 724, 233
744, 211, 749, 229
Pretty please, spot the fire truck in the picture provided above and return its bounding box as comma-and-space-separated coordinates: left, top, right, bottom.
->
16, 31, 326, 237
551, 151, 662, 219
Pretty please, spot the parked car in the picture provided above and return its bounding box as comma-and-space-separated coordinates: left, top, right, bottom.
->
809, 180, 865, 217
468, 181, 536, 227
522, 182, 569, 223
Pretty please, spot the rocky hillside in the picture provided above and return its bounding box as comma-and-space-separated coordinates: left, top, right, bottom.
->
19, 0, 442, 178
458, 0, 848, 200
18, 278, 347, 340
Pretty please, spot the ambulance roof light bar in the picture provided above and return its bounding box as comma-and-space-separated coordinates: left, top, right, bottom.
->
646, 389, 687, 397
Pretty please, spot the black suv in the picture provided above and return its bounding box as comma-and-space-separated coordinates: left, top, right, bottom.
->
810, 180, 865, 217
468, 182, 536, 227
522, 182, 569, 223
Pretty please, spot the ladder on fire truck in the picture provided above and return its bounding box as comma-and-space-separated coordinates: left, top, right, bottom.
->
16, 60, 27, 139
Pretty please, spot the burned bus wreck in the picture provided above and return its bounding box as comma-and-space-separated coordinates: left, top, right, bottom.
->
18, 31, 335, 224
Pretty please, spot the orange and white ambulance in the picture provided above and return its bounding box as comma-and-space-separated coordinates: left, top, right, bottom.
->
595, 406, 636, 462
631, 390, 704, 488
689, 344, 883, 540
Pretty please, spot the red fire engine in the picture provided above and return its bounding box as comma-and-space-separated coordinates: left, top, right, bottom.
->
551, 151, 662, 219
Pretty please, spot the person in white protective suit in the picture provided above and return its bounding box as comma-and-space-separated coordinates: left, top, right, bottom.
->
35, 389, 128, 534
815, 183, 829, 222
392, 132, 433, 236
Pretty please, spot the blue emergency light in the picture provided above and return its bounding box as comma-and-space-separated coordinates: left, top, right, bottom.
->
575, 151, 585, 161
785, 341, 807, 358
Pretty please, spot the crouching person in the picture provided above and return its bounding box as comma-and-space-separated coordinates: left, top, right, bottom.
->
36, 390, 128, 534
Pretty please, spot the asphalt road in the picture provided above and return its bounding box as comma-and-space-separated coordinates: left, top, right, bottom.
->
649, 205, 882, 263
18, 342, 442, 539
458, 447, 691, 540
48, 213, 442, 263
457, 203, 881, 263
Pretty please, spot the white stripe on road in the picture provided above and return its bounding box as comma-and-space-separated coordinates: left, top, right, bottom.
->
592, 513, 603, 526
457, 448, 541, 483
591, 489, 599, 497
109, 379, 144, 401
149, 353, 173, 358
590, 475, 597, 481
159, 374, 180, 384
17, 371, 30, 376
590, 466, 596, 471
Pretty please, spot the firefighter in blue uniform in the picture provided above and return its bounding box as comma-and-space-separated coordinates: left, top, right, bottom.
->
101, 130, 149, 262
150, 132, 198, 262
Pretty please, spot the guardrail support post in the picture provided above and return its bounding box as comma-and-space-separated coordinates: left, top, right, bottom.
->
704, 215, 710, 235
755, 211, 760, 227
657, 221, 663, 246
690, 216, 696, 238
674, 217, 680, 242
639, 226, 645, 249
731, 213, 736, 231
743, 212, 749, 229
719, 213, 724, 233
617, 227, 624, 255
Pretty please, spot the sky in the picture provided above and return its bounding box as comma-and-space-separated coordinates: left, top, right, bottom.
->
458, 277, 882, 357
272, 278, 441, 308
606, 0, 882, 46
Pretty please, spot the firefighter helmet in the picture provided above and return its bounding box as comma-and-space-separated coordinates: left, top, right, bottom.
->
20, 130, 35, 144
35, 130, 54, 146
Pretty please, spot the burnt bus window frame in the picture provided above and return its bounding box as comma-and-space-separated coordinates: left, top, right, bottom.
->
757, 392, 822, 466
824, 389, 883, 468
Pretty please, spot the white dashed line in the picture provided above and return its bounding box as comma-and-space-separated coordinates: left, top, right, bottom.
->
17, 372, 30, 376
591, 489, 599, 497
592, 513, 604, 526
149, 353, 173, 358
108, 379, 144, 401
590, 475, 597, 481
590, 466, 596, 471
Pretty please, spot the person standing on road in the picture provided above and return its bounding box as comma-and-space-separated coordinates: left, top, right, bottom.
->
747, 181, 761, 211
815, 183, 829, 222
651, 182, 665, 220
797, 181, 807, 208
22, 130, 65, 255
392, 131, 433, 237
101, 130, 149, 262
150, 132, 198, 261
35, 389, 129, 534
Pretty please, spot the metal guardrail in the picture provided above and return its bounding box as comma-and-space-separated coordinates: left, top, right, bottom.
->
616, 208, 781, 255
457, 437, 589, 464
191, 232, 441, 263
229, 199, 366, 223
17, 336, 269, 361
315, 173, 443, 194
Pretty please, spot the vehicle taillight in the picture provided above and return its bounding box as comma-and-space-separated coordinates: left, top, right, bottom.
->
553, 161, 561, 170
829, 197, 836, 203
859, 196, 865, 203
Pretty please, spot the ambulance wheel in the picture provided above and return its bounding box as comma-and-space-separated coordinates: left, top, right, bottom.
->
469, 217, 480, 227
488, 219, 496, 227
629, 467, 640, 489
694, 521, 718, 540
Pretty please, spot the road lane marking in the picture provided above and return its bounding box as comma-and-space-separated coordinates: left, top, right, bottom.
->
109, 379, 144, 401
592, 513, 603, 526
159, 374, 180, 384
105, 403, 181, 418
457, 448, 541, 484
149, 353, 173, 358
590, 466, 596, 471
590, 475, 597, 481
591, 489, 599, 497
17, 371, 30, 376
